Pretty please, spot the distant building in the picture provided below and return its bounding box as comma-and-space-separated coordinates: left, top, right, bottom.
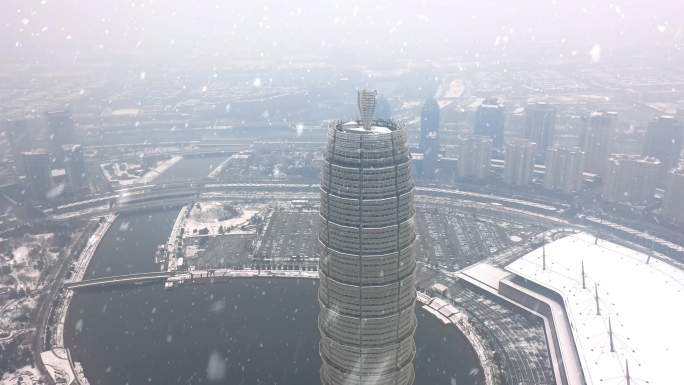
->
581, 111, 617, 177
64, 144, 87, 195
474, 98, 505, 147
3, 119, 33, 175
23, 151, 52, 200
661, 166, 684, 227
503, 139, 537, 186
45, 109, 77, 147
543, 146, 585, 193
457, 136, 492, 180
602, 154, 660, 206
420, 97, 440, 176
643, 115, 682, 176
524, 102, 556, 158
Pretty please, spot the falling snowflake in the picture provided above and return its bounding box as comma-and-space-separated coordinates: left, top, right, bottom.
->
589, 44, 601, 63
206, 351, 227, 382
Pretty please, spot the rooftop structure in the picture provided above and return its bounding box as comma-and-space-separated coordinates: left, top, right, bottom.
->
318, 90, 417, 385
507, 232, 684, 385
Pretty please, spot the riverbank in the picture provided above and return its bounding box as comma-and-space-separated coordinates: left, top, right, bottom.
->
41, 215, 115, 385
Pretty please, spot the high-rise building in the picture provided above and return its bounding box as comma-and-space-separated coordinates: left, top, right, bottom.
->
524, 102, 556, 158
22, 151, 52, 200
581, 111, 617, 177
474, 98, 505, 147
543, 146, 585, 193
64, 144, 87, 195
661, 166, 684, 227
602, 154, 660, 205
419, 97, 440, 176
643, 115, 682, 175
457, 136, 493, 180
318, 90, 416, 385
503, 139, 537, 186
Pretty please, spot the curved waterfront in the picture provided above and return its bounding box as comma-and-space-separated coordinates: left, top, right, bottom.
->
65, 278, 483, 385
64, 208, 484, 385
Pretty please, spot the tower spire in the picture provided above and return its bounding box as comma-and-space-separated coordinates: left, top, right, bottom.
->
357, 89, 377, 130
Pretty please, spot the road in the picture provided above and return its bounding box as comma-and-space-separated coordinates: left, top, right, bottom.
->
29, 221, 97, 385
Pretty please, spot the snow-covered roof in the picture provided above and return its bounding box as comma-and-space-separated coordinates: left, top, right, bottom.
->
506, 232, 684, 385
339, 120, 393, 134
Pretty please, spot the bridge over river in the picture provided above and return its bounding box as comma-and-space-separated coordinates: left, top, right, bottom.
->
64, 272, 173, 290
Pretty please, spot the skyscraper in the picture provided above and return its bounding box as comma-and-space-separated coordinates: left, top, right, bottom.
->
65, 144, 87, 195
474, 98, 505, 147
503, 139, 537, 186
457, 136, 493, 180
524, 102, 556, 158
602, 154, 660, 205
643, 115, 682, 175
581, 111, 617, 177
318, 90, 417, 385
22, 151, 52, 200
419, 97, 440, 175
543, 146, 585, 193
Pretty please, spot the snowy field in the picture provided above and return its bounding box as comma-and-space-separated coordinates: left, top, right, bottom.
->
184, 202, 261, 237
100, 155, 181, 186
507, 232, 684, 385
0, 366, 41, 385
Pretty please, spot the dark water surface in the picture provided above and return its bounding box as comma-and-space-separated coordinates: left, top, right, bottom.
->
84, 210, 178, 279
66, 279, 483, 385
155, 155, 226, 183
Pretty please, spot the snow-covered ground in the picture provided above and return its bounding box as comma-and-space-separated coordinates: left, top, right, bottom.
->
100, 155, 181, 186
0, 366, 42, 385
507, 232, 684, 385
1, 233, 60, 292
0, 296, 36, 333
41, 348, 74, 385
184, 202, 261, 236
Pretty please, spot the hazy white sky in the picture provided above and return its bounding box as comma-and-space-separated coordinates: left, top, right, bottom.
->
3, 0, 683, 65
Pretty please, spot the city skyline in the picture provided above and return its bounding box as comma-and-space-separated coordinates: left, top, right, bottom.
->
1, 2, 684, 385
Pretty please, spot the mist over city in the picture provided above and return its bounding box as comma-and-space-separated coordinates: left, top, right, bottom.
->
1, 1, 683, 385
